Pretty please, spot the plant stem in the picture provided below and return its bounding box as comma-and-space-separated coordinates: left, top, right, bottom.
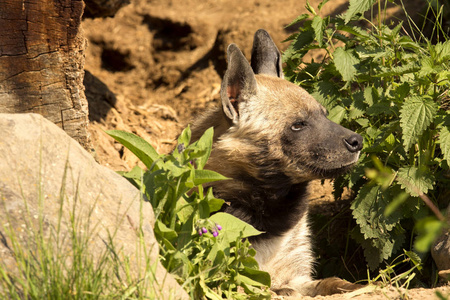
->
418, 193, 446, 223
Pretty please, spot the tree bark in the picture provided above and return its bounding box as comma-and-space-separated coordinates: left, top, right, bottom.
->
0, 0, 90, 149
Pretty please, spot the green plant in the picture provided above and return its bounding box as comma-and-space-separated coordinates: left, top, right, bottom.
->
283, 0, 450, 276
107, 127, 271, 299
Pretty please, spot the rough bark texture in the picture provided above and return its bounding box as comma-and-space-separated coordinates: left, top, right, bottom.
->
0, 0, 90, 149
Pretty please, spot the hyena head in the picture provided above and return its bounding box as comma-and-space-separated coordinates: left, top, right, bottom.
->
205, 29, 363, 185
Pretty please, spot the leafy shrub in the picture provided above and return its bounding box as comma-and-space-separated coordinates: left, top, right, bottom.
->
283, 0, 450, 272
107, 127, 271, 299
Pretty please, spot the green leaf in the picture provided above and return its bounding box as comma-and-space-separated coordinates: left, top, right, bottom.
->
199, 280, 223, 300
164, 160, 190, 178
312, 16, 324, 47
292, 29, 315, 51
397, 166, 434, 197
119, 165, 145, 190
333, 47, 359, 82
328, 105, 347, 124
404, 250, 423, 271
419, 57, 436, 77
198, 200, 210, 219
351, 184, 402, 240
376, 63, 419, 78
191, 127, 214, 170
435, 40, 450, 64
318, 0, 330, 11
399, 96, 438, 151
439, 124, 450, 166
384, 191, 409, 217
344, 0, 376, 24
352, 223, 405, 270
236, 267, 271, 287
177, 126, 191, 148
414, 217, 444, 253
154, 220, 178, 241
106, 130, 162, 170
305, 0, 316, 15
351, 184, 380, 239
339, 25, 372, 40
175, 196, 194, 223
192, 169, 228, 186
210, 213, 263, 244
205, 187, 225, 213
285, 14, 310, 29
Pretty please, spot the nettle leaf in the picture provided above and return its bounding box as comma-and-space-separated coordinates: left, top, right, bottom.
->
419, 57, 435, 77
339, 25, 372, 40
351, 185, 379, 239
349, 91, 366, 120
344, 0, 376, 24
352, 223, 406, 270
351, 184, 401, 240
285, 14, 310, 29
376, 63, 419, 78
399, 96, 438, 151
439, 120, 450, 166
397, 166, 434, 197
333, 47, 359, 82
312, 16, 324, 47
435, 40, 450, 64
328, 105, 347, 124
311, 81, 339, 110
293, 29, 315, 51
318, 0, 330, 11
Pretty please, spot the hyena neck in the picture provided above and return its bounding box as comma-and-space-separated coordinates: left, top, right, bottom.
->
211, 170, 310, 240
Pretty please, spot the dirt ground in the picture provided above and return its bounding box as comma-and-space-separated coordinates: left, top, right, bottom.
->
82, 0, 449, 298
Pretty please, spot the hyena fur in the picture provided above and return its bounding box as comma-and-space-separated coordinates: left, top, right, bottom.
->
190, 29, 363, 297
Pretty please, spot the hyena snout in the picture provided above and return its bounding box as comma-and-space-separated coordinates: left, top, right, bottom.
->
343, 133, 363, 153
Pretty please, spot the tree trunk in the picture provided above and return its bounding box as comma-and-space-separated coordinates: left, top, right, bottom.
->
0, 0, 90, 149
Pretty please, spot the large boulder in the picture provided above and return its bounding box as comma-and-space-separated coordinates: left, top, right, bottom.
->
431, 205, 450, 281
0, 113, 188, 299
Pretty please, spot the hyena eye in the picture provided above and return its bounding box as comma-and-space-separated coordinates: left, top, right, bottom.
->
291, 121, 306, 131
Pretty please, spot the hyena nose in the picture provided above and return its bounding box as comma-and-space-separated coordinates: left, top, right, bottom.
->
344, 134, 363, 153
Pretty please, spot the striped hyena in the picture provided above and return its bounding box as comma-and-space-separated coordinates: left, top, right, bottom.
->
191, 29, 363, 297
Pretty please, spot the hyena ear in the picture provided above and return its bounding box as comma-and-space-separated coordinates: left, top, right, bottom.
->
250, 29, 284, 78
220, 43, 257, 122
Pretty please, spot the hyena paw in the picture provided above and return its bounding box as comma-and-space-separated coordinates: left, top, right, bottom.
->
315, 277, 363, 295
271, 286, 300, 297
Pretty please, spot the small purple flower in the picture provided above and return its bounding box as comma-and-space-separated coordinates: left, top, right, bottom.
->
202, 227, 208, 234
212, 231, 219, 237
216, 224, 222, 231
198, 230, 203, 236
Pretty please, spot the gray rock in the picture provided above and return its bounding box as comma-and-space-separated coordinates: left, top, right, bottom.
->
0, 113, 188, 299
431, 205, 450, 281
